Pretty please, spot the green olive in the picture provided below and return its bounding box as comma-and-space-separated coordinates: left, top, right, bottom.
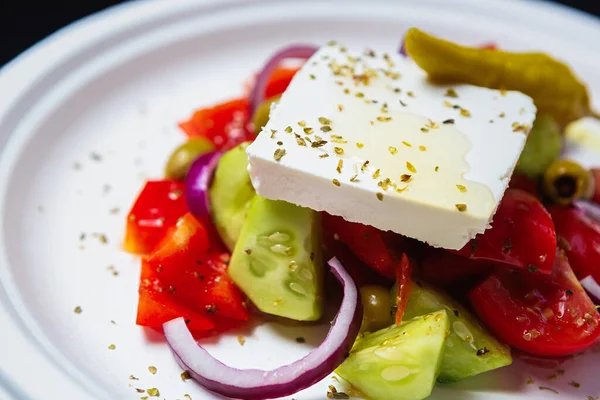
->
359, 285, 393, 333
515, 114, 562, 178
165, 138, 215, 180
542, 158, 592, 205
252, 95, 281, 134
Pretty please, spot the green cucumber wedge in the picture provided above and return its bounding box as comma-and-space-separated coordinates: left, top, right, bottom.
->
228, 196, 323, 321
403, 281, 512, 382
209, 142, 255, 250
336, 311, 449, 400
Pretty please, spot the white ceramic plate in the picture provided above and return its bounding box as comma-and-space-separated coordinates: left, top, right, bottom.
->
1, 0, 600, 399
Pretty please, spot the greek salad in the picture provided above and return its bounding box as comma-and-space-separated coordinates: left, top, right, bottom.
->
123, 28, 600, 400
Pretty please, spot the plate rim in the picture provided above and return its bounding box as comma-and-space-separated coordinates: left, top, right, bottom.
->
0, 1, 599, 399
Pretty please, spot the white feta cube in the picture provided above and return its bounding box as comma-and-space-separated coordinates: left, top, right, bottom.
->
246, 44, 536, 250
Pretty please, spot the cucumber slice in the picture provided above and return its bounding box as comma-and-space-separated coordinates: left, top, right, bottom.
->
336, 311, 449, 400
209, 142, 255, 250
228, 196, 323, 321
403, 281, 512, 382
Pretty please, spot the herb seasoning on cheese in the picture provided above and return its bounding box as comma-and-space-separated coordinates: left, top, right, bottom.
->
246, 42, 536, 249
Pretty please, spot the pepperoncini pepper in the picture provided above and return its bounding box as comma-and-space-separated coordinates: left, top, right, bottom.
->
404, 28, 592, 126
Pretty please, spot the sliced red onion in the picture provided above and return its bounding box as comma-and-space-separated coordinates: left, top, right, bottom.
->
185, 151, 222, 220
248, 45, 318, 116
163, 257, 362, 400
399, 40, 407, 57
574, 200, 600, 225
581, 276, 600, 304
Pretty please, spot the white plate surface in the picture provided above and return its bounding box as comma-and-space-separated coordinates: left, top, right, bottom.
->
0, 0, 600, 399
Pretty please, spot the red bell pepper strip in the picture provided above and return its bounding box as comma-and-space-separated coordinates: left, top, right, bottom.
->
395, 253, 413, 325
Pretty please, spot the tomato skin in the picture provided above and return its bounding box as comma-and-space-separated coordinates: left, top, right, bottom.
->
592, 169, 600, 204
469, 250, 600, 357
322, 213, 397, 279
124, 180, 187, 255
548, 206, 600, 283
395, 254, 412, 324
179, 98, 252, 150
136, 259, 215, 332
453, 189, 556, 274
508, 173, 539, 197
323, 234, 390, 288
147, 213, 248, 321
420, 248, 492, 288
179, 67, 300, 151
262, 67, 300, 99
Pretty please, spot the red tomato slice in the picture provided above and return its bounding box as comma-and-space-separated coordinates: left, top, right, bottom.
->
136, 259, 215, 332
262, 67, 300, 99
323, 233, 390, 288
124, 180, 187, 255
179, 98, 252, 150
508, 173, 539, 197
322, 213, 398, 279
453, 189, 556, 274
179, 67, 300, 151
420, 248, 492, 287
592, 169, 600, 204
548, 206, 600, 283
395, 254, 413, 324
147, 213, 248, 321
469, 250, 600, 357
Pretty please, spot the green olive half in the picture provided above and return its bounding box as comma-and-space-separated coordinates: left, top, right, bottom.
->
359, 285, 393, 334
252, 95, 281, 134
542, 159, 592, 205
165, 138, 215, 180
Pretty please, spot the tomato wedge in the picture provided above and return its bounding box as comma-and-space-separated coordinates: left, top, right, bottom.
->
508, 173, 539, 197
124, 180, 187, 255
453, 189, 556, 274
548, 205, 600, 283
147, 213, 248, 321
322, 234, 389, 288
137, 259, 215, 332
322, 213, 397, 279
420, 248, 492, 288
179, 98, 252, 150
592, 169, 600, 204
394, 254, 412, 324
179, 67, 300, 151
262, 67, 300, 100
469, 250, 600, 357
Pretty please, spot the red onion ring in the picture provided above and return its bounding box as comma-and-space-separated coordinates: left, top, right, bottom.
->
399, 40, 407, 57
185, 151, 222, 220
248, 45, 318, 116
580, 276, 600, 305
163, 257, 362, 400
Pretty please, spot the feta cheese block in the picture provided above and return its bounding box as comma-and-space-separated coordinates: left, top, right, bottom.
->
564, 117, 600, 168
246, 43, 537, 250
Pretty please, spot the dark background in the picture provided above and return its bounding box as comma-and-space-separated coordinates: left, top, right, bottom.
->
0, 0, 599, 67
